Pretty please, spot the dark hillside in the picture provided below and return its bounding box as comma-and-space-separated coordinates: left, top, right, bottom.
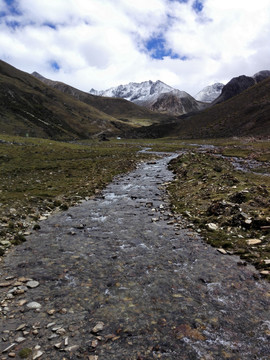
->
0, 60, 123, 139
169, 77, 270, 138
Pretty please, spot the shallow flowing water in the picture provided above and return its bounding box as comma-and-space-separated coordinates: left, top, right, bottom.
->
0, 154, 269, 359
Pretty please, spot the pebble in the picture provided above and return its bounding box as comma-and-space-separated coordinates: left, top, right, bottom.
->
207, 223, 218, 231
15, 336, 26, 343
47, 309, 56, 315
16, 324, 27, 331
26, 280, 40, 288
246, 239, 262, 245
65, 345, 79, 352
2, 344, 16, 353
217, 248, 227, 255
91, 322, 104, 334
17, 299, 27, 306
0, 282, 12, 288
32, 350, 43, 359
26, 302, 42, 310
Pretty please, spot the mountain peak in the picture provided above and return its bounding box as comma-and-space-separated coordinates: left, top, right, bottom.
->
195, 83, 224, 103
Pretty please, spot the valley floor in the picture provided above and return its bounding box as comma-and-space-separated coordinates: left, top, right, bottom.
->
0, 150, 270, 359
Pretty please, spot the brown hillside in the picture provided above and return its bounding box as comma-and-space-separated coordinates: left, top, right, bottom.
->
168, 77, 270, 138
0, 60, 124, 140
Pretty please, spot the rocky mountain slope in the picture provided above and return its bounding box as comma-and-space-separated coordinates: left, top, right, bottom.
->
90, 80, 205, 116
32, 73, 175, 127
213, 70, 270, 105
195, 83, 224, 103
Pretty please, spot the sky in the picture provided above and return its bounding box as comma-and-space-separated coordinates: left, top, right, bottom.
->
0, 0, 270, 96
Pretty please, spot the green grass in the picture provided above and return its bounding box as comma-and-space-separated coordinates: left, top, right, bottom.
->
1, 135, 269, 280
0, 134, 154, 250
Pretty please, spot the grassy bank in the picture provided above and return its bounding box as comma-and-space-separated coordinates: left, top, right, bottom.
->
168, 146, 270, 279
0, 135, 152, 255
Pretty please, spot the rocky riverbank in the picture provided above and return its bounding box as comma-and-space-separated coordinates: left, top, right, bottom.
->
0, 154, 270, 359
168, 151, 270, 279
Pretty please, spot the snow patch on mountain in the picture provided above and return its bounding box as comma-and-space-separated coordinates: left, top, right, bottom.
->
195, 83, 224, 103
90, 80, 175, 104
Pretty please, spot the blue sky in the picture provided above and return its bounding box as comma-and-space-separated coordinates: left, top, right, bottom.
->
0, 0, 269, 95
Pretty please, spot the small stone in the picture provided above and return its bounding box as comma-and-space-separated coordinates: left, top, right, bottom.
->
246, 239, 262, 246
26, 280, 40, 288
32, 350, 43, 359
59, 308, 67, 314
32, 330, 39, 335
15, 337, 26, 343
260, 270, 270, 275
2, 344, 16, 353
16, 324, 27, 331
207, 223, 218, 231
91, 322, 104, 334
56, 328, 66, 335
54, 342, 62, 349
5, 276, 15, 281
8, 352, 16, 358
18, 277, 31, 283
52, 325, 63, 332
0, 282, 12, 288
217, 248, 227, 255
65, 345, 79, 352
64, 337, 69, 346
264, 259, 270, 265
88, 356, 99, 360
46, 322, 56, 328
91, 339, 98, 348
18, 299, 27, 306
34, 346, 41, 350
26, 302, 41, 310
47, 309, 56, 315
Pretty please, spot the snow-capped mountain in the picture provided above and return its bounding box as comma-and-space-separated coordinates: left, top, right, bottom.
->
90, 80, 205, 115
90, 80, 174, 103
195, 83, 224, 103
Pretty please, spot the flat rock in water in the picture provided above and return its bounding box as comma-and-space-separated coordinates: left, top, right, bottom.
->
26, 301, 41, 309
26, 280, 40, 288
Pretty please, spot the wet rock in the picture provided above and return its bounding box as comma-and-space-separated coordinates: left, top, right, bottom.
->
15, 337, 26, 343
32, 350, 43, 359
26, 280, 40, 288
91, 322, 104, 334
0, 282, 12, 288
65, 345, 79, 352
2, 345, 15, 355
26, 302, 42, 310
217, 248, 227, 255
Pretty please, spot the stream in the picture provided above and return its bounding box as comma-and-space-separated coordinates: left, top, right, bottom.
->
0, 153, 269, 359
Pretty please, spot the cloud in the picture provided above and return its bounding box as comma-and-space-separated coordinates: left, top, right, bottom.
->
0, 0, 270, 96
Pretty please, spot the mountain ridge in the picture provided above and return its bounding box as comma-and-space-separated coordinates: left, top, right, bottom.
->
90, 80, 207, 116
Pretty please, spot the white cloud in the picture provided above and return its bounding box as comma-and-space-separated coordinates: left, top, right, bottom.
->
0, 0, 270, 96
